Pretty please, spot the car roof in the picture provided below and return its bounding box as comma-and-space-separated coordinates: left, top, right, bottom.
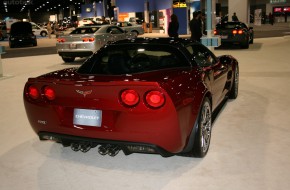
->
218, 21, 244, 25
111, 37, 195, 47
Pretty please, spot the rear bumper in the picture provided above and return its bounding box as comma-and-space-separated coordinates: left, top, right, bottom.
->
39, 131, 174, 157
58, 51, 93, 57
220, 35, 248, 45
56, 42, 99, 57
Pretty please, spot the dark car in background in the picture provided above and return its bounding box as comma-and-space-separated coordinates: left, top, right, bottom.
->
9, 22, 37, 48
214, 21, 254, 49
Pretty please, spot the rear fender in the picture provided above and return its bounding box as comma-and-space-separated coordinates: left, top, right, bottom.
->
180, 83, 212, 153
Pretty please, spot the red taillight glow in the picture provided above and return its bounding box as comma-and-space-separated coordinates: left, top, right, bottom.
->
233, 30, 243, 35
28, 85, 40, 99
145, 91, 165, 108
213, 30, 217, 35
82, 37, 95, 42
43, 86, 56, 101
121, 89, 139, 106
57, 38, 66, 43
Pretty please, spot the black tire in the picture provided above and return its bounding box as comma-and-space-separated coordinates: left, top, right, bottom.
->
249, 33, 254, 44
33, 42, 37, 47
192, 97, 212, 158
40, 31, 47, 37
62, 56, 75, 63
131, 30, 139, 36
9, 42, 14, 48
229, 65, 239, 99
249, 37, 254, 44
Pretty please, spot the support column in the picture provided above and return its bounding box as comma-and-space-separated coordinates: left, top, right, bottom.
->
228, 0, 249, 24
0, 46, 6, 78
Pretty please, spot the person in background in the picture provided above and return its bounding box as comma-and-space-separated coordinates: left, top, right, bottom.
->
189, 11, 202, 42
46, 21, 52, 39
232, 12, 239, 21
168, 14, 179, 38
54, 21, 59, 38
269, 12, 274, 25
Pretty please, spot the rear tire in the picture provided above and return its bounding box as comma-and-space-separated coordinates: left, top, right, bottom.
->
62, 56, 75, 63
131, 30, 139, 36
9, 42, 14, 48
229, 65, 239, 99
192, 97, 212, 158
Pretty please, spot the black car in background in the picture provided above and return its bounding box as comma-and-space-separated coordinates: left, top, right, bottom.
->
9, 22, 37, 48
214, 21, 254, 49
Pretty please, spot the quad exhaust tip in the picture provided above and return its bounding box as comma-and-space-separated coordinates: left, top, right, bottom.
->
70, 143, 121, 156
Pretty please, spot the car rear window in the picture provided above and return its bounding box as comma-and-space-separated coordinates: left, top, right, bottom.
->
217, 23, 242, 29
70, 27, 100, 34
10, 22, 33, 34
77, 44, 189, 75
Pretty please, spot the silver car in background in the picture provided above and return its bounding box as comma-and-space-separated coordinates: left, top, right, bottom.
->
56, 25, 137, 62
114, 22, 144, 36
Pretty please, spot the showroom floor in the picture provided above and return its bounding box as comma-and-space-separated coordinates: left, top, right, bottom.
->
0, 36, 290, 190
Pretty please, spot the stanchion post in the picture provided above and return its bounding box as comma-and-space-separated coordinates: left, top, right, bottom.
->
0, 46, 5, 78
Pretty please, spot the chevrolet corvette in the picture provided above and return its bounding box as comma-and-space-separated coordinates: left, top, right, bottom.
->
24, 38, 239, 158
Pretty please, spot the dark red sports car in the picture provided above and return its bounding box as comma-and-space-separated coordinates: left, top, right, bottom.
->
23, 38, 239, 158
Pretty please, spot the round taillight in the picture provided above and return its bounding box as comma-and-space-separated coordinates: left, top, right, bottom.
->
43, 86, 56, 100
57, 38, 65, 43
28, 85, 39, 99
120, 89, 139, 107
145, 91, 165, 108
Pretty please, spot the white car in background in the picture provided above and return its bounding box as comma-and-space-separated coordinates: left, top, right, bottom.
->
30, 22, 48, 37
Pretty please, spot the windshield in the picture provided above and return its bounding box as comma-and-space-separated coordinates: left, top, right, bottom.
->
77, 44, 189, 75
70, 26, 100, 34
10, 22, 33, 35
217, 22, 246, 29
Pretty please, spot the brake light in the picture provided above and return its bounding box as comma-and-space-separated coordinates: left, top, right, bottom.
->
82, 37, 95, 42
43, 86, 56, 101
28, 85, 40, 99
233, 30, 243, 35
145, 91, 165, 108
120, 89, 139, 107
57, 38, 66, 42
213, 30, 217, 35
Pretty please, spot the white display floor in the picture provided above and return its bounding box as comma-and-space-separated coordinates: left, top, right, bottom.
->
1, 36, 290, 190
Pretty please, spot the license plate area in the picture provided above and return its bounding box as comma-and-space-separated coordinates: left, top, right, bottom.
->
73, 109, 102, 127
221, 35, 228, 39
70, 43, 77, 49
